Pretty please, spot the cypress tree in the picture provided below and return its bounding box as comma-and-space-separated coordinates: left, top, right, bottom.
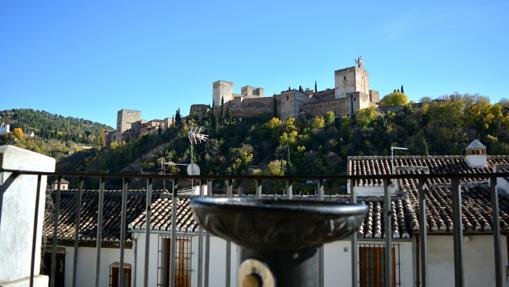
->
175, 108, 181, 125
401, 85, 405, 94
314, 81, 318, 92
220, 96, 224, 119
273, 95, 278, 117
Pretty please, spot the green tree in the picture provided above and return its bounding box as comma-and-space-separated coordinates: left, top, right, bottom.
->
310, 116, 326, 129
380, 91, 409, 106
325, 111, 335, 126
175, 108, 182, 125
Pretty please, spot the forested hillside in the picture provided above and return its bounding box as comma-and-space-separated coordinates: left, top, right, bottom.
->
58, 94, 509, 178
0, 109, 113, 159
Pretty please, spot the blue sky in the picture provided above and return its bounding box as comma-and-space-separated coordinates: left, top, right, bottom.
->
0, 0, 508, 127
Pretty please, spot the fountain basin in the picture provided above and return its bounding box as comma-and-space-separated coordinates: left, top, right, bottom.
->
191, 197, 367, 250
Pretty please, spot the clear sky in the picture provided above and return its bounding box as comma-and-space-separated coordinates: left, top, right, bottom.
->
0, 0, 508, 127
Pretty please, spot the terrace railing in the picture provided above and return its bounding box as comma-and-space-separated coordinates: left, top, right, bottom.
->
1, 169, 508, 287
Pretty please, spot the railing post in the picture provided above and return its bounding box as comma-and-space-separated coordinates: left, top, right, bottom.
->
29, 175, 42, 287
72, 177, 84, 287
0, 146, 55, 287
350, 179, 358, 287
50, 177, 62, 287
170, 179, 178, 287
143, 178, 153, 287
225, 179, 232, 287
95, 177, 105, 287
256, 179, 262, 198
451, 178, 464, 287
384, 179, 392, 287
317, 179, 324, 287
418, 179, 427, 287
204, 179, 212, 287
286, 180, 293, 199
198, 179, 205, 287
119, 178, 129, 287
490, 176, 502, 287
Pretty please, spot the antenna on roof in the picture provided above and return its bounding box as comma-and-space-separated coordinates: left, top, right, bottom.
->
391, 146, 408, 175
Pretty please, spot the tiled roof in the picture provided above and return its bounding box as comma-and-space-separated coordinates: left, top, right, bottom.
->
43, 190, 160, 245
129, 197, 198, 233
349, 155, 509, 239
348, 155, 509, 186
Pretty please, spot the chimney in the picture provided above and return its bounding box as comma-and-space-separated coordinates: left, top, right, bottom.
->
465, 139, 488, 168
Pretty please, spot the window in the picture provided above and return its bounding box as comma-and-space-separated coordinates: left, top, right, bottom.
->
359, 244, 399, 287
160, 236, 193, 287
110, 263, 132, 287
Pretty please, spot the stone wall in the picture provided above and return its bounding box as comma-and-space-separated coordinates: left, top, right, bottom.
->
190, 104, 211, 118
224, 97, 273, 117
302, 97, 352, 117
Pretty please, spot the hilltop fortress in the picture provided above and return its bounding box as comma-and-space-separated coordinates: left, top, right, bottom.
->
191, 58, 380, 119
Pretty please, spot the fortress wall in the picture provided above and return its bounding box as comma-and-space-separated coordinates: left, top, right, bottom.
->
303, 97, 352, 117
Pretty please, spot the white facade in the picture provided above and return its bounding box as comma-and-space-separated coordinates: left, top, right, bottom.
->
427, 235, 508, 287
60, 246, 134, 287
54, 233, 508, 287
0, 123, 10, 135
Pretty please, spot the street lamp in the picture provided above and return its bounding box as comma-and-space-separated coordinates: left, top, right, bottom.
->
391, 146, 408, 175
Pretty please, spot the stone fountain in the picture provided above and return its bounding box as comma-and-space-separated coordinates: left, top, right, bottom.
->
191, 197, 367, 287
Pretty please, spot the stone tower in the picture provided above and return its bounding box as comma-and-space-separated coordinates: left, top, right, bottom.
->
213, 80, 234, 107
117, 109, 141, 133
334, 65, 369, 99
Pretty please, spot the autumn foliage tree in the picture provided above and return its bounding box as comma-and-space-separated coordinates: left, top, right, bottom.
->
380, 91, 409, 106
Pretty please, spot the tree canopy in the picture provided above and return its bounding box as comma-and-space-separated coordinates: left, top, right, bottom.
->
379, 91, 409, 106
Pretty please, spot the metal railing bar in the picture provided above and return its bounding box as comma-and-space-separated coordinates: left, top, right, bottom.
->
317, 179, 324, 287
418, 179, 427, 287
119, 178, 128, 287
95, 177, 105, 287
1, 168, 508, 181
225, 179, 232, 287
451, 178, 464, 287
204, 180, 212, 287
490, 176, 502, 287
286, 180, 293, 199
169, 179, 178, 287
384, 179, 392, 287
29, 174, 42, 287
350, 179, 358, 287
72, 177, 84, 287
50, 176, 62, 287
255, 179, 262, 198
143, 178, 153, 287
197, 180, 204, 287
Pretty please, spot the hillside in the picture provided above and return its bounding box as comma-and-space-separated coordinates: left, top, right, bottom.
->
0, 109, 113, 159
58, 94, 509, 182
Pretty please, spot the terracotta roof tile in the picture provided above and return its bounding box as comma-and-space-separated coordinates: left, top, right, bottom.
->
43, 190, 160, 244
